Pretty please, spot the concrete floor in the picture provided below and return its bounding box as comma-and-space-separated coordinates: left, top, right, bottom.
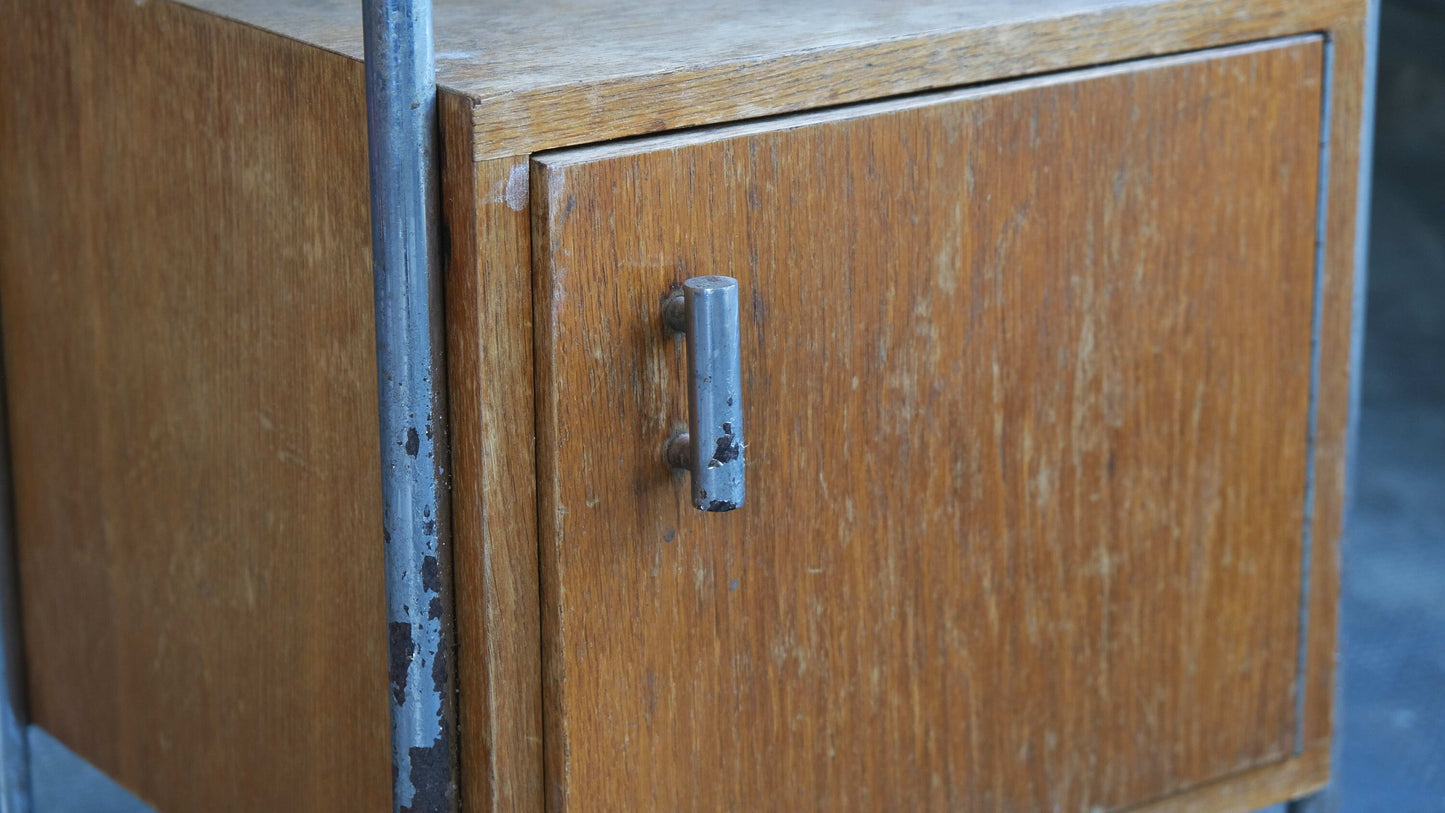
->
1331, 1, 1445, 809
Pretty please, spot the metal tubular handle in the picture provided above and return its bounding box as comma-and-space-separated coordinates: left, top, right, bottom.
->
663, 276, 746, 512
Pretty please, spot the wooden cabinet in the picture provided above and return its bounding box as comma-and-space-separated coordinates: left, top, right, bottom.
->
534, 39, 1324, 810
0, 2, 1370, 811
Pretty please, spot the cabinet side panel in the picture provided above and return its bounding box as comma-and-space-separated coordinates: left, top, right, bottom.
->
441, 92, 546, 812
0, 1, 390, 810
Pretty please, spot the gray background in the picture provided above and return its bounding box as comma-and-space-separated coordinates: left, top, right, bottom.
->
1330, 0, 1445, 809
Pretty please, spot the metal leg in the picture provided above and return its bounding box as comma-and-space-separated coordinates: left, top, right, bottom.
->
1, 350, 30, 813
361, 0, 459, 810
1286, 785, 1338, 813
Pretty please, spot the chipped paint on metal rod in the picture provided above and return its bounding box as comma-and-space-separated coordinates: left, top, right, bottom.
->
665, 277, 746, 513
361, 0, 458, 810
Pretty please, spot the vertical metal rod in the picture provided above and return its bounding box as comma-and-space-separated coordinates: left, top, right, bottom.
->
361, 1, 458, 810
0, 350, 31, 813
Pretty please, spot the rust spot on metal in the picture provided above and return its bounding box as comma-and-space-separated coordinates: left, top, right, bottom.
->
400, 739, 454, 813
405, 427, 420, 457
388, 621, 413, 706
710, 422, 741, 467
430, 630, 449, 696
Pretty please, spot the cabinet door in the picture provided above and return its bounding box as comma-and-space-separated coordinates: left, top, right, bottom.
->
532, 37, 1323, 811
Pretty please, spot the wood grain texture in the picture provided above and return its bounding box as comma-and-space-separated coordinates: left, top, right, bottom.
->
0, 1, 389, 809
441, 92, 546, 812
533, 39, 1325, 811
184, 0, 1358, 158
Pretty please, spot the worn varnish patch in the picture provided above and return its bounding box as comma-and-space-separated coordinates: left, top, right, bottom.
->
186, 0, 1359, 158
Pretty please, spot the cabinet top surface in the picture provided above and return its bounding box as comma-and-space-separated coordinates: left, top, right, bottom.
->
180, 0, 1355, 157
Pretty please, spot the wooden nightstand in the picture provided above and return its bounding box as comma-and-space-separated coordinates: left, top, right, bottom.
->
0, 1, 1370, 810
